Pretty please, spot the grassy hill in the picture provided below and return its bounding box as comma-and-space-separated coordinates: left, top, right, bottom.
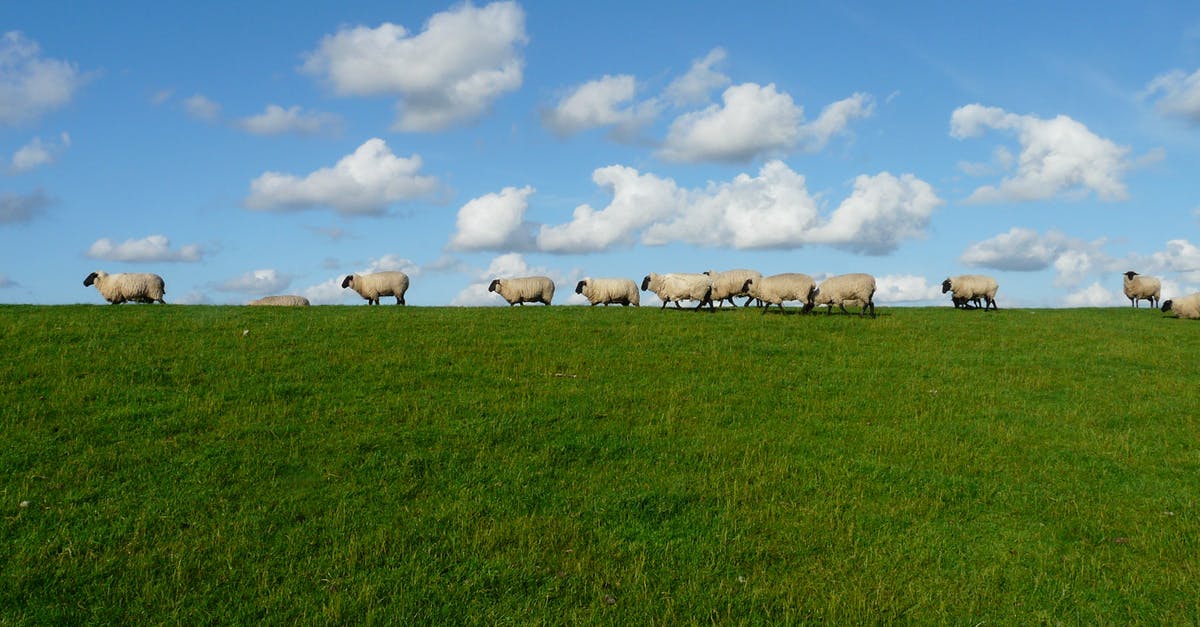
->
2, 304, 1198, 622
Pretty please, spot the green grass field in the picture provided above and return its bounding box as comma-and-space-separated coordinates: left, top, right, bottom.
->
2, 304, 1198, 623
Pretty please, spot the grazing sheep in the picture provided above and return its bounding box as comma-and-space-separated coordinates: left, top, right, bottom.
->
575, 278, 640, 307
705, 269, 761, 307
1123, 271, 1161, 308
743, 273, 816, 314
248, 295, 310, 306
83, 271, 166, 304
342, 272, 409, 305
1161, 293, 1200, 319
640, 273, 713, 310
813, 273, 876, 317
942, 274, 999, 311
489, 276, 555, 306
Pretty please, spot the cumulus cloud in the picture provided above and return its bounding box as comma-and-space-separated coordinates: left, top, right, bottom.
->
875, 275, 944, 303
86, 234, 204, 263
184, 94, 221, 122
1063, 282, 1122, 307
450, 252, 576, 306
0, 31, 90, 126
950, 104, 1131, 202
960, 227, 1112, 288
541, 75, 659, 139
449, 185, 536, 251
538, 161, 939, 255
245, 138, 438, 216
0, 189, 52, 224
1144, 68, 1200, 123
215, 269, 292, 295
9, 132, 69, 173
300, 1, 527, 132
663, 47, 731, 106
1149, 239, 1200, 283
235, 104, 341, 136
660, 84, 873, 163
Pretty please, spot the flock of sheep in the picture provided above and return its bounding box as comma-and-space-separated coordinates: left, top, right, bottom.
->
80, 268, 1199, 318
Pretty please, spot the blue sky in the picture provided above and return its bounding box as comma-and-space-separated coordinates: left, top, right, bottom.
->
3, 1, 1200, 306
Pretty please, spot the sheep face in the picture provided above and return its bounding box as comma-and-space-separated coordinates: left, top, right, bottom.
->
1161, 300, 1173, 312
1124, 271, 1139, 280
341, 275, 354, 289
488, 279, 501, 293
83, 272, 100, 287
575, 280, 587, 294
941, 278, 952, 293
640, 276, 651, 291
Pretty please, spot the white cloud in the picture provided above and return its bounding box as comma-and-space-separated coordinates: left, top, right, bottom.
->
216, 269, 292, 295
663, 47, 731, 106
659, 83, 802, 163
300, 1, 527, 132
0, 189, 51, 224
541, 74, 658, 138
302, 277, 352, 305
960, 227, 1112, 288
1063, 282, 1122, 307
245, 138, 438, 216
1144, 69, 1200, 123
950, 104, 1131, 202
184, 94, 221, 122
875, 274, 943, 303
9, 132, 69, 173
236, 104, 341, 136
1149, 239, 1200, 283
364, 253, 420, 275
86, 234, 204, 263
538, 161, 939, 254
660, 84, 873, 163
0, 31, 89, 126
449, 185, 536, 251
537, 165, 686, 253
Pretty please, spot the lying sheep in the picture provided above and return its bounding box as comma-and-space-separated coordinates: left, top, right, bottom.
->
942, 274, 999, 311
744, 273, 816, 314
813, 273, 876, 317
640, 272, 713, 310
489, 276, 555, 306
1123, 271, 1161, 308
342, 271, 409, 305
1161, 293, 1200, 319
705, 269, 761, 307
575, 278, 639, 306
83, 271, 166, 304
248, 295, 310, 306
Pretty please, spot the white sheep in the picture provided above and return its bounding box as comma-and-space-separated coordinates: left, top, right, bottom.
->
1123, 271, 1161, 308
488, 276, 555, 306
1161, 293, 1200, 319
942, 274, 999, 311
248, 295, 310, 306
575, 277, 640, 307
342, 272, 409, 305
705, 269, 761, 307
83, 271, 166, 304
813, 273, 876, 317
743, 273, 816, 314
640, 272, 713, 310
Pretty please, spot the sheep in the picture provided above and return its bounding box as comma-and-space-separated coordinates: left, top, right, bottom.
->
743, 273, 816, 314
248, 295, 310, 306
1161, 293, 1200, 319
813, 273, 876, 317
575, 277, 640, 307
942, 274, 999, 311
82, 271, 166, 304
1123, 271, 1161, 308
488, 276, 555, 306
341, 272, 409, 305
640, 272, 713, 310
705, 269, 761, 307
